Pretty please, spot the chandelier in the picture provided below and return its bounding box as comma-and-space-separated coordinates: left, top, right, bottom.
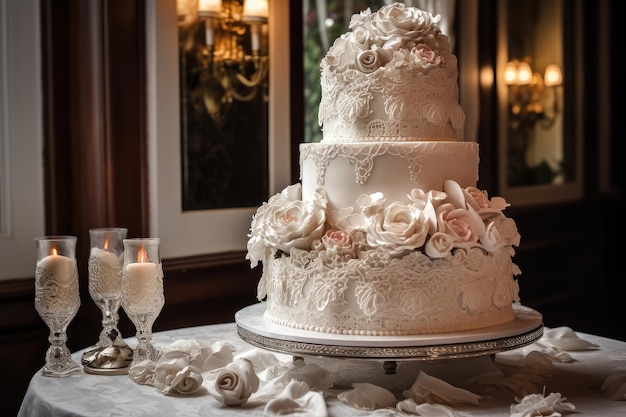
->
504, 58, 563, 132
177, 0, 269, 122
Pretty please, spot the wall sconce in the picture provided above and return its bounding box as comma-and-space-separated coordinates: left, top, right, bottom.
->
504, 59, 562, 132
178, 0, 269, 123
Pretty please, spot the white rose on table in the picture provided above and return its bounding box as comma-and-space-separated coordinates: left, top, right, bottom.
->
154, 350, 204, 395
128, 359, 157, 386
207, 358, 260, 406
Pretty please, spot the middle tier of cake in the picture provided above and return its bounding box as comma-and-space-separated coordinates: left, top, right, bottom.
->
299, 141, 479, 212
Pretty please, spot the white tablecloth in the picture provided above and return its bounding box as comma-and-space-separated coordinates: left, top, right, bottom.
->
18, 322, 626, 416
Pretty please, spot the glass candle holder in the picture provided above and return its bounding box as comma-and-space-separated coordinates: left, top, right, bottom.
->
81, 227, 133, 375
121, 238, 165, 366
34, 236, 82, 377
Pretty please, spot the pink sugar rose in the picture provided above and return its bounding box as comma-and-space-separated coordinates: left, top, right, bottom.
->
435, 202, 485, 249
322, 229, 355, 256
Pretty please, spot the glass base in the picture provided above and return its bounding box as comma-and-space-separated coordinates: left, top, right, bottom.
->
42, 359, 81, 377
81, 343, 133, 374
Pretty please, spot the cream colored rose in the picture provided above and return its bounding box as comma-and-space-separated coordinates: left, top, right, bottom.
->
481, 216, 520, 252
247, 185, 326, 267
208, 358, 260, 406
364, 201, 429, 257
355, 50, 382, 73
425, 232, 455, 258
367, 3, 441, 43
154, 351, 204, 395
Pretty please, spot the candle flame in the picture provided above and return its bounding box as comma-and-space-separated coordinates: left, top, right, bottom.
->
104, 239, 110, 250
51, 247, 59, 256
137, 246, 148, 263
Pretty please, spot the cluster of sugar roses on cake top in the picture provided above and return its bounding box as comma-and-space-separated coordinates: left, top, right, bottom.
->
245, 180, 521, 269
324, 2, 456, 76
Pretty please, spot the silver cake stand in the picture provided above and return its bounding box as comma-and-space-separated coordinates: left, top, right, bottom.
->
236, 303, 543, 373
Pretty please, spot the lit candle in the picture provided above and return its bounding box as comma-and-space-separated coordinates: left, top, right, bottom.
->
90, 245, 123, 297
38, 247, 75, 283
125, 246, 158, 303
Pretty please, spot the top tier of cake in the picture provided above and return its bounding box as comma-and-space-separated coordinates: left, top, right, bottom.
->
318, 3, 465, 143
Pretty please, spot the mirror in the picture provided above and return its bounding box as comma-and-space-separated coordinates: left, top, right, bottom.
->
497, 0, 583, 205
177, 0, 269, 211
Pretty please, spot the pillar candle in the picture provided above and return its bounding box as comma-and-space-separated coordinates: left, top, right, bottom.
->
38, 253, 75, 283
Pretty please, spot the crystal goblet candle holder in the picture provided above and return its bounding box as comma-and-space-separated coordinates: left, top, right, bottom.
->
34, 236, 82, 377
82, 227, 133, 374
121, 238, 165, 366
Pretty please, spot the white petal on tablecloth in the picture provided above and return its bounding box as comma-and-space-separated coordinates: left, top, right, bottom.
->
396, 399, 459, 416
540, 326, 599, 351
402, 371, 482, 406
264, 380, 328, 417
602, 372, 626, 401
510, 392, 576, 417
337, 382, 397, 410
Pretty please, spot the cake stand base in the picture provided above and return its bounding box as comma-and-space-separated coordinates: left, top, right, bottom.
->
235, 303, 543, 370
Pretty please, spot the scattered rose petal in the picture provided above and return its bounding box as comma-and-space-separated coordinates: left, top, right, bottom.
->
337, 382, 397, 410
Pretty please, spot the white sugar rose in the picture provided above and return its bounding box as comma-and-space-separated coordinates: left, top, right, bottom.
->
481, 216, 521, 253
367, 3, 440, 44
247, 185, 327, 267
208, 358, 260, 406
355, 50, 382, 73
425, 232, 455, 258
365, 201, 429, 257
154, 351, 204, 395
128, 359, 156, 386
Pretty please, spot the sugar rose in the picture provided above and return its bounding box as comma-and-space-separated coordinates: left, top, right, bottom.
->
208, 358, 260, 406
435, 202, 485, 249
154, 351, 204, 395
364, 201, 429, 257
247, 185, 327, 267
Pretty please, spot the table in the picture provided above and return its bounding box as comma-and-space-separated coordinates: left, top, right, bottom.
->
18, 322, 626, 417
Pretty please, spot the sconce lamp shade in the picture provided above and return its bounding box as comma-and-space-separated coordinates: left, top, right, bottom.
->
504, 60, 533, 86
199, 0, 221, 17
504, 61, 519, 85
243, 0, 268, 21
516, 62, 533, 85
544, 64, 563, 87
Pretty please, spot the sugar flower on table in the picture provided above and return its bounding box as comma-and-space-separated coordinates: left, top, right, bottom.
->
337, 382, 397, 410
206, 358, 260, 406
539, 326, 599, 351
396, 399, 460, 417
128, 359, 157, 386
402, 371, 482, 406
601, 371, 626, 400
153, 349, 204, 395
264, 380, 328, 417
164, 339, 234, 372
510, 391, 575, 417
154, 360, 204, 395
